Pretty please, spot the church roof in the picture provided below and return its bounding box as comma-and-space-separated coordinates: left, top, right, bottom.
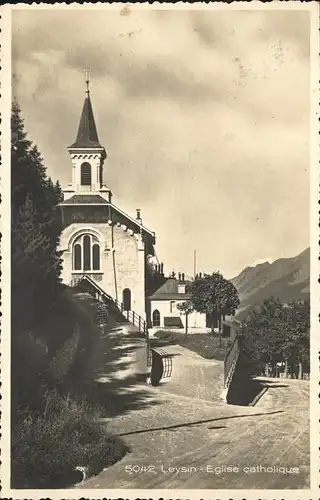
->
59, 196, 156, 242
149, 278, 191, 300
60, 194, 108, 205
69, 94, 103, 149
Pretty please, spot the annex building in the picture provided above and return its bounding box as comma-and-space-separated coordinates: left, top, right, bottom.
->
148, 273, 206, 331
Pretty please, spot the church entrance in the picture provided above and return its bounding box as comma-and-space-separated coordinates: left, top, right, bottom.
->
122, 288, 131, 311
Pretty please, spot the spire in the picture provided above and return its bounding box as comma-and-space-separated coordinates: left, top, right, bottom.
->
69, 72, 103, 149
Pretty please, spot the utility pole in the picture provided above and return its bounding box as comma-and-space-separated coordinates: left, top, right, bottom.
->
193, 250, 197, 279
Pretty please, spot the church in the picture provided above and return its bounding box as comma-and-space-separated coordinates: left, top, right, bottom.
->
59, 79, 156, 321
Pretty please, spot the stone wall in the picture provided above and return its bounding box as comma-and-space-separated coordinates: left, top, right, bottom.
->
59, 222, 146, 319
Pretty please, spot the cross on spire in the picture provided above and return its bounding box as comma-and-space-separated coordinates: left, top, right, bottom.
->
84, 65, 91, 96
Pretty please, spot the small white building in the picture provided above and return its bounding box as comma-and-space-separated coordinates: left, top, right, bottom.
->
148, 277, 207, 331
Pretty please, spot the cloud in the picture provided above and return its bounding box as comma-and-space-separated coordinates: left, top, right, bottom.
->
12, 8, 310, 277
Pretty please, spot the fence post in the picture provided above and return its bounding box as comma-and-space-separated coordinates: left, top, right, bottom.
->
133, 311, 135, 325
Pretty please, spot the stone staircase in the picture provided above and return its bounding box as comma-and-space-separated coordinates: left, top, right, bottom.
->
71, 274, 148, 338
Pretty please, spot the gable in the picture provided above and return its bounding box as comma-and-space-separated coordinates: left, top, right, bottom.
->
59, 199, 155, 245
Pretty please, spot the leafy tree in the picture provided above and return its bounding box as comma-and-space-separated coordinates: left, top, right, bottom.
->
281, 300, 310, 378
241, 298, 310, 378
177, 301, 194, 336
188, 272, 240, 343
240, 298, 287, 375
145, 256, 157, 295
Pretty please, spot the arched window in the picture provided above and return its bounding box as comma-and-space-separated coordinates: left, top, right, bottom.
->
92, 244, 100, 271
81, 162, 92, 186
152, 309, 160, 327
72, 233, 100, 272
74, 243, 82, 270
83, 235, 91, 270
122, 288, 131, 311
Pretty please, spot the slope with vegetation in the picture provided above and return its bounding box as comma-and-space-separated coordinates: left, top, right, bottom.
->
11, 102, 126, 488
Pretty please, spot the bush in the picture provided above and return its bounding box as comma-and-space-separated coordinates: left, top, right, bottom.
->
11, 331, 52, 415
39, 296, 76, 356
11, 390, 128, 488
62, 292, 102, 392
152, 330, 177, 344
49, 326, 80, 381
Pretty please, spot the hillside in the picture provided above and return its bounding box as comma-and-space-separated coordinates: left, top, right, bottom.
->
232, 247, 310, 321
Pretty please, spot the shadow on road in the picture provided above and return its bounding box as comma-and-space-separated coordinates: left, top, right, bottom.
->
263, 383, 289, 388
69, 292, 163, 418
116, 409, 283, 437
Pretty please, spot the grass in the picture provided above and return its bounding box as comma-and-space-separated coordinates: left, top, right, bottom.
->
153, 330, 231, 361
11, 390, 128, 489
11, 293, 129, 489
126, 329, 148, 339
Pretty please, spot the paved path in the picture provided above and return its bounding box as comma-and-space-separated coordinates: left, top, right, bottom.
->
78, 319, 310, 490
153, 344, 225, 403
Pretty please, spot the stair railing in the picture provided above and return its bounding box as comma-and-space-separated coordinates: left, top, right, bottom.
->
71, 274, 148, 338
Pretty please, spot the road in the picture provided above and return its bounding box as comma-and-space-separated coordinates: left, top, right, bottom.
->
78, 329, 310, 489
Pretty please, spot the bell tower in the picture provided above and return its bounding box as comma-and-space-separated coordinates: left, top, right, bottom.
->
63, 72, 111, 202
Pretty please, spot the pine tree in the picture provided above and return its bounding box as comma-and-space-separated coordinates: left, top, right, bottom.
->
11, 101, 63, 330
54, 180, 64, 203
12, 195, 51, 330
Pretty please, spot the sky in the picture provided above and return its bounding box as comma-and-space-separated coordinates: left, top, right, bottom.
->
12, 7, 310, 278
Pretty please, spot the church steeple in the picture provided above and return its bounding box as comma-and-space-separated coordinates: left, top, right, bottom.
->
69, 75, 103, 149
64, 75, 110, 200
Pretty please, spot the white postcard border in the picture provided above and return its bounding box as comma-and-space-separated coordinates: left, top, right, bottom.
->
1, 2, 319, 498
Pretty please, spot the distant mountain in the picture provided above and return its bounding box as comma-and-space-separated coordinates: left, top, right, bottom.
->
232, 248, 310, 321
